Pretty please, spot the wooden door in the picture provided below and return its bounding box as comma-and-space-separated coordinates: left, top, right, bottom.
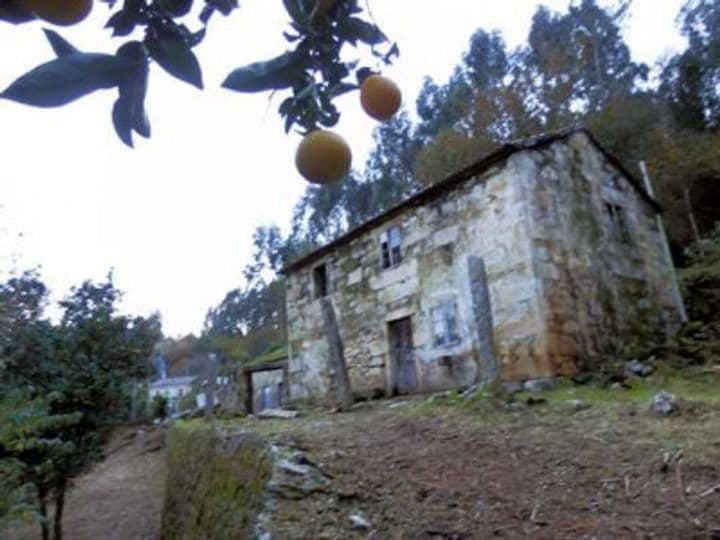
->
388, 317, 417, 394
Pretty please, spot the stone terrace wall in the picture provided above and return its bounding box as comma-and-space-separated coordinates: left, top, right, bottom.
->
286, 157, 548, 402
517, 131, 681, 372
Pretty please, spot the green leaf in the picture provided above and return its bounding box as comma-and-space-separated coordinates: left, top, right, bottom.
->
282, 0, 313, 23
112, 98, 134, 148
1, 53, 132, 108
116, 41, 151, 141
222, 50, 307, 93
146, 34, 203, 89
338, 17, 387, 46
43, 29, 79, 57
156, 0, 192, 17
105, 10, 138, 38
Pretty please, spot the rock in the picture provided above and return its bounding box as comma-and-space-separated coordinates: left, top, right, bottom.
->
427, 391, 452, 404
349, 512, 371, 530
289, 451, 317, 468
388, 400, 410, 409
502, 381, 524, 394
625, 359, 654, 378
523, 378, 556, 392
649, 391, 679, 416
257, 409, 300, 419
566, 399, 590, 411
266, 447, 330, 500
278, 459, 311, 476
610, 382, 627, 390
350, 400, 371, 411
266, 467, 329, 500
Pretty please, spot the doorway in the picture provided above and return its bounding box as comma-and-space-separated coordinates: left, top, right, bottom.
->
388, 317, 418, 394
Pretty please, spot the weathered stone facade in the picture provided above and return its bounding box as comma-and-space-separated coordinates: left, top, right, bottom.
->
283, 129, 684, 402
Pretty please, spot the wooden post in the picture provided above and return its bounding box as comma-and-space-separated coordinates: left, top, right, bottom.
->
320, 297, 353, 411
639, 161, 688, 323
468, 256, 499, 384
204, 353, 217, 419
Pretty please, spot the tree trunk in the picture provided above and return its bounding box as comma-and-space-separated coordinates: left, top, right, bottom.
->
129, 378, 139, 422
320, 297, 353, 411
38, 484, 49, 540
683, 186, 702, 246
52, 479, 66, 540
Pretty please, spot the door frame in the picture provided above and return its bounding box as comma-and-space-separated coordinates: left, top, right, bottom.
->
386, 316, 419, 396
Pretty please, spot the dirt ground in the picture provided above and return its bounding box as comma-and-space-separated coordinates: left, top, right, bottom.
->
6, 374, 720, 540
8, 427, 166, 540
251, 385, 720, 539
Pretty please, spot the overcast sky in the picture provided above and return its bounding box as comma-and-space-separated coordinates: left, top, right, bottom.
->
0, 0, 686, 337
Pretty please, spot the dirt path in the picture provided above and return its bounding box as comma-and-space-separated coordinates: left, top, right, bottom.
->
252, 396, 720, 539
10, 427, 166, 540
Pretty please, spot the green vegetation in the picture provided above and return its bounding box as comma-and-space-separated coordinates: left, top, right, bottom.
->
512, 368, 720, 407
1, 1, 395, 146
244, 344, 288, 369
162, 423, 272, 540
0, 271, 161, 540
152, 394, 169, 421
682, 221, 720, 321
0, 391, 80, 534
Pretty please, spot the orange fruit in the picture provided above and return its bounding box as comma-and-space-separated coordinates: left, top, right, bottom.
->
21, 0, 92, 25
360, 74, 402, 121
295, 130, 352, 184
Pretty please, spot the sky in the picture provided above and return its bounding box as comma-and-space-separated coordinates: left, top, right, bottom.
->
0, 0, 686, 337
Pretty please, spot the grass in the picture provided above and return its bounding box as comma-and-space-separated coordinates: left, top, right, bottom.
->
513, 366, 720, 406
243, 345, 288, 369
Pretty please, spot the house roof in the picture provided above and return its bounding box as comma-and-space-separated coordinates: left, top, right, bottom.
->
149, 376, 196, 389
281, 127, 661, 274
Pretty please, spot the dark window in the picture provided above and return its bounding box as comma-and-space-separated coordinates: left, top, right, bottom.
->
605, 203, 632, 244
381, 226, 403, 269
313, 263, 328, 298
431, 302, 460, 347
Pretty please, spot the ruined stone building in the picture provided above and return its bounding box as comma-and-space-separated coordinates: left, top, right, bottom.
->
281, 128, 685, 402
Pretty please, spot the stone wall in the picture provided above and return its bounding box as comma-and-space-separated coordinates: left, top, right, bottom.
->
286, 160, 543, 401
286, 131, 682, 402
516, 131, 682, 372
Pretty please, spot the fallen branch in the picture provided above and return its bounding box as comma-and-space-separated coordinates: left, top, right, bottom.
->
629, 480, 650, 500
698, 483, 720, 498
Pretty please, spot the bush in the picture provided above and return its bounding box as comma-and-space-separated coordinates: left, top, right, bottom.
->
152, 394, 168, 420
682, 221, 720, 321
161, 423, 272, 540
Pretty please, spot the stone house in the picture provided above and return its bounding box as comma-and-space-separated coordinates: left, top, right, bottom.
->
149, 375, 196, 413
281, 128, 685, 403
